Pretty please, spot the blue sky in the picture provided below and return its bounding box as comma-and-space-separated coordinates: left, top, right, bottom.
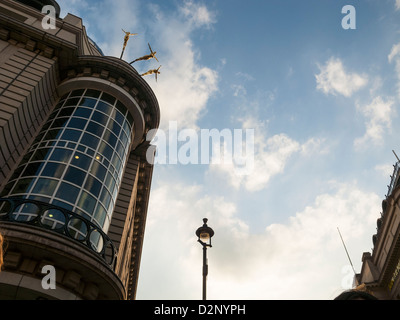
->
58, 0, 400, 299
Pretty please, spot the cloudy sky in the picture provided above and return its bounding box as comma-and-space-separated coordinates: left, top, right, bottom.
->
58, 0, 400, 300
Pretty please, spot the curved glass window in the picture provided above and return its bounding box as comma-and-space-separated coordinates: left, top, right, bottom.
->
1, 89, 134, 233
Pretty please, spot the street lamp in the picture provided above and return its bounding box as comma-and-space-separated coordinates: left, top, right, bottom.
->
196, 218, 214, 300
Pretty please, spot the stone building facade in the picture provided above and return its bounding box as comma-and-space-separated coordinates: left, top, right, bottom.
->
0, 0, 159, 299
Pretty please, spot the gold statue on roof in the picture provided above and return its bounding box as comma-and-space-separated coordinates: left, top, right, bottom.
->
120, 29, 138, 59
141, 65, 162, 82
130, 43, 158, 64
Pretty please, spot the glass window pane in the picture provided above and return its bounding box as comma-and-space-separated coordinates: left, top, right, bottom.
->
52, 199, 73, 211
22, 162, 44, 177
55, 182, 80, 204
41, 162, 66, 179
107, 120, 121, 137
57, 107, 75, 118
115, 101, 127, 116
96, 101, 111, 115
50, 117, 69, 129
93, 204, 107, 226
100, 92, 116, 105
68, 117, 88, 130
91, 111, 109, 126
80, 133, 100, 149
70, 89, 85, 97
32, 148, 52, 162
74, 107, 92, 118
99, 188, 111, 208
44, 129, 63, 141
63, 166, 86, 186
71, 152, 92, 170
50, 148, 73, 163
32, 178, 58, 196
65, 97, 80, 106
84, 175, 102, 197
90, 160, 107, 181
11, 178, 35, 194
103, 129, 117, 148
127, 111, 134, 127
77, 191, 96, 214
61, 129, 82, 142
86, 121, 104, 138
84, 89, 101, 98
79, 97, 97, 108
98, 142, 113, 161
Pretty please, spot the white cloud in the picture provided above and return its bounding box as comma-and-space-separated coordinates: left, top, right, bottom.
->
315, 57, 368, 97
208, 117, 328, 192
137, 181, 379, 300
396, 0, 400, 10
143, 3, 219, 130
180, 0, 216, 29
354, 96, 395, 150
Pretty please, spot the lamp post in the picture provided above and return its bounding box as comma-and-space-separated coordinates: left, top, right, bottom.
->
196, 218, 214, 300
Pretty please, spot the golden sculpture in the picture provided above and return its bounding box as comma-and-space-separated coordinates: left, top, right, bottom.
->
120, 29, 138, 59
141, 66, 162, 82
130, 43, 158, 64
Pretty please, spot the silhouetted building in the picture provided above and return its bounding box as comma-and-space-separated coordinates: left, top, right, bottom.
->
356, 160, 400, 299
0, 0, 160, 299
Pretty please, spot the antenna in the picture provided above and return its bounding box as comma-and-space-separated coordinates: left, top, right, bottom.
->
393, 150, 400, 162
337, 227, 356, 275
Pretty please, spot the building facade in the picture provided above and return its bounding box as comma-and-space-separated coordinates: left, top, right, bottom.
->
356, 160, 400, 299
0, 0, 160, 299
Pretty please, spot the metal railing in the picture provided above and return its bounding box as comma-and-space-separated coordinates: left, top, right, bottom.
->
0, 197, 117, 270
387, 161, 400, 198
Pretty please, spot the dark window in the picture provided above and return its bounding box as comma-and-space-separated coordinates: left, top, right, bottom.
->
84, 89, 101, 98
41, 162, 66, 179
80, 133, 100, 149
71, 152, 92, 170
79, 97, 97, 108
52, 199, 73, 211
50, 148, 73, 163
11, 178, 35, 194
74, 107, 92, 118
57, 107, 76, 118
116, 101, 127, 115
44, 129, 63, 141
70, 89, 85, 97
63, 166, 86, 186
77, 191, 96, 214
31, 178, 58, 196
91, 111, 109, 126
96, 101, 112, 115
22, 162, 44, 177
107, 120, 121, 137
32, 148, 52, 162
90, 160, 107, 181
84, 175, 102, 197
103, 129, 117, 148
98, 142, 113, 161
55, 182, 80, 204
86, 121, 104, 138
64, 98, 80, 107
100, 92, 116, 105
99, 188, 111, 208
61, 129, 82, 142
68, 117, 88, 130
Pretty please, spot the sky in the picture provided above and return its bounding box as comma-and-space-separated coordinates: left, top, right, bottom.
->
57, 0, 400, 300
